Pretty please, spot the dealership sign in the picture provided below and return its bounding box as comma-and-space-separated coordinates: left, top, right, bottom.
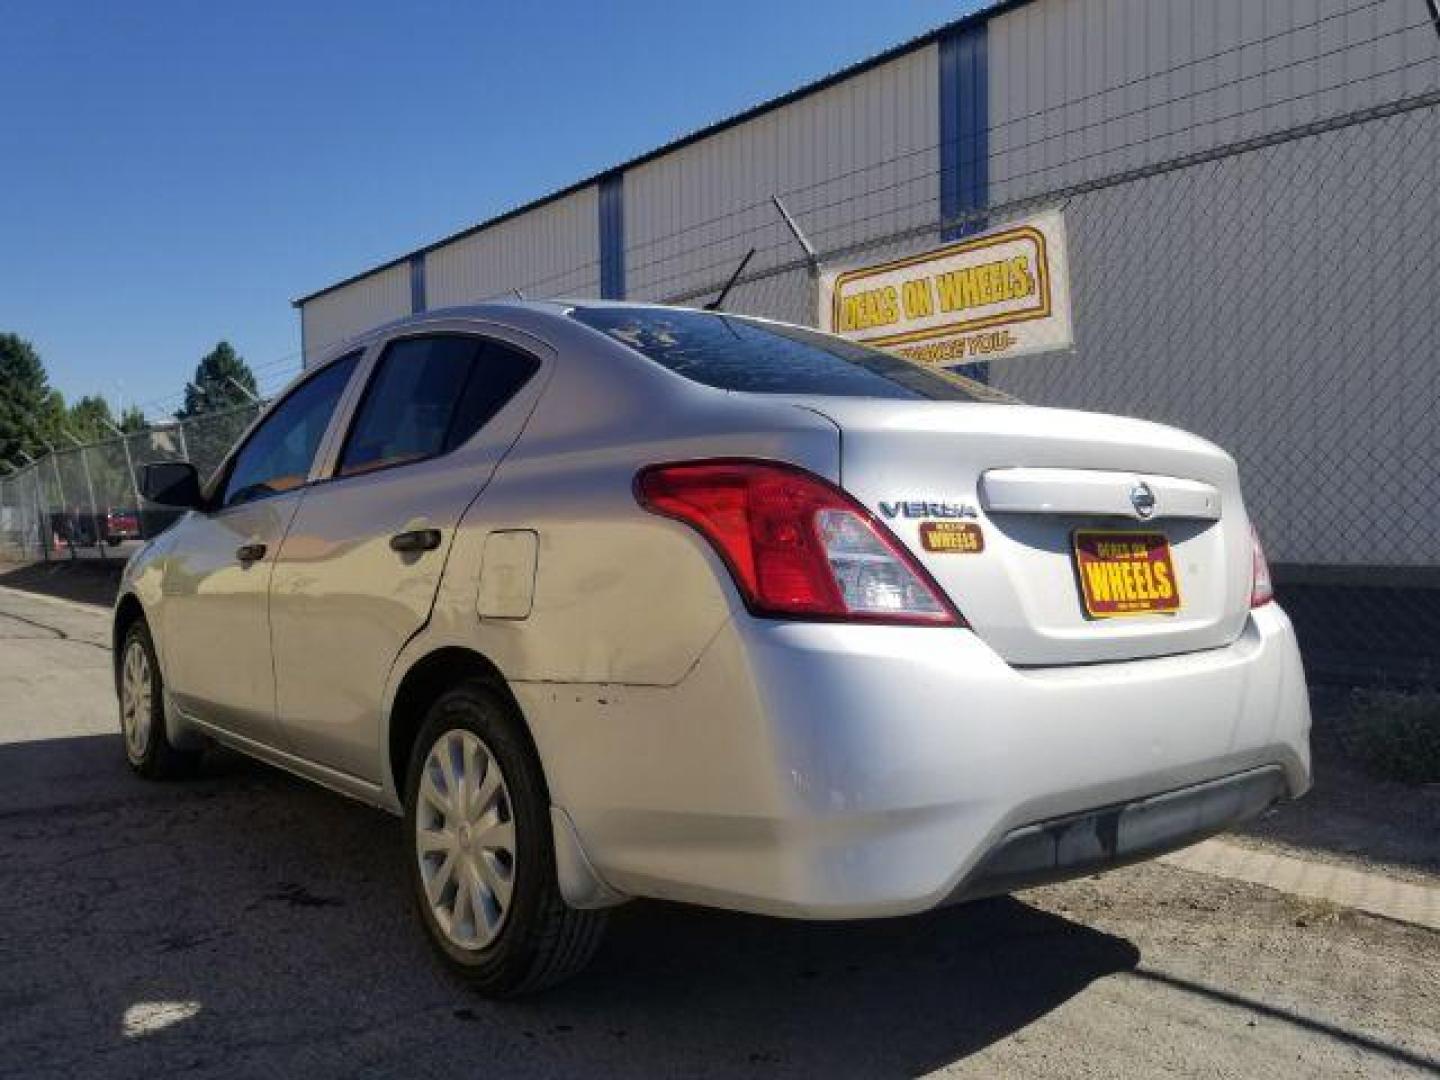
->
820, 210, 1073, 368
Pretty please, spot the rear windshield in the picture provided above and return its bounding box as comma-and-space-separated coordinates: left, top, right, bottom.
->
569, 306, 999, 402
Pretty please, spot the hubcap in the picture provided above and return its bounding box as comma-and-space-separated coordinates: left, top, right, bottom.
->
415, 729, 516, 950
120, 640, 153, 759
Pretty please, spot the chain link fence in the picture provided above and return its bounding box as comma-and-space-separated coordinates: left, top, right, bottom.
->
0, 402, 263, 564
3, 81, 1437, 684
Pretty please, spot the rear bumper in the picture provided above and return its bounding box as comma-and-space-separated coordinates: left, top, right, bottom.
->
951, 765, 1288, 903
528, 603, 1311, 919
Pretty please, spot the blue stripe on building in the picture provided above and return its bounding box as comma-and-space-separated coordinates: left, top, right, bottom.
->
939, 21, 989, 236
598, 173, 626, 300
408, 254, 427, 313
939, 20, 992, 382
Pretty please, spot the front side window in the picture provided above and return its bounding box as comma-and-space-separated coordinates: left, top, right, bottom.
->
570, 305, 1003, 402
219, 352, 360, 508
337, 335, 539, 477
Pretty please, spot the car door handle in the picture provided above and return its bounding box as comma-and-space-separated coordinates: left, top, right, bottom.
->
389, 528, 442, 554
236, 542, 267, 563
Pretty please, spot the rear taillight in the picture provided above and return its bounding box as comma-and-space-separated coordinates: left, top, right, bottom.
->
635, 459, 962, 626
1250, 524, 1274, 608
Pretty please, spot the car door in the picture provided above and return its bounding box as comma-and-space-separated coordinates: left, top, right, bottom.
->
269, 325, 547, 781
159, 352, 362, 745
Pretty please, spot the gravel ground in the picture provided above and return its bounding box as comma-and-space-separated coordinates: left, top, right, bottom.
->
1, 580, 1437, 1078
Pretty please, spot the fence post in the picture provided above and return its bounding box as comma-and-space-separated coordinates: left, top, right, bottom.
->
40, 442, 76, 559
102, 419, 146, 535
30, 466, 49, 562
65, 429, 105, 560
0, 474, 9, 560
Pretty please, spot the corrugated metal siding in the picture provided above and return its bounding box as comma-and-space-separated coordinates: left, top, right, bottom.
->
624, 45, 939, 305
425, 186, 600, 309
300, 262, 411, 365
984, 0, 1440, 205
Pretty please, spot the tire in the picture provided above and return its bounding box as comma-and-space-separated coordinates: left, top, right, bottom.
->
117, 619, 201, 780
404, 679, 606, 996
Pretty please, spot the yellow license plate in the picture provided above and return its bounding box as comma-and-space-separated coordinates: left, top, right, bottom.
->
1073, 530, 1181, 618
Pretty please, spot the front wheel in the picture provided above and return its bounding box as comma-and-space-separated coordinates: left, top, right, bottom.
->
404, 681, 606, 996
117, 619, 201, 779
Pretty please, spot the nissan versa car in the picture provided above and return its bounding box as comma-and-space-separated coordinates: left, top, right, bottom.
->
114, 301, 1311, 995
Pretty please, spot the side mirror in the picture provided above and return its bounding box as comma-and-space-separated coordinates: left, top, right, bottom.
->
139, 461, 204, 509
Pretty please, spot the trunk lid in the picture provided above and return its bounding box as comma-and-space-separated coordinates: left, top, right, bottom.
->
794, 398, 1253, 666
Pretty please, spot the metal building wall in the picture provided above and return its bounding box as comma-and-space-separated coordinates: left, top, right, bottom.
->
977, 0, 1440, 570
623, 44, 939, 321
300, 262, 412, 364
984, 0, 1438, 204
425, 186, 600, 309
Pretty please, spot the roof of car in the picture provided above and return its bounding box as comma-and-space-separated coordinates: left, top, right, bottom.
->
303, 298, 701, 366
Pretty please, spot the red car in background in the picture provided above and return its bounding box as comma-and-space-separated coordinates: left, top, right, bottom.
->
103, 508, 141, 545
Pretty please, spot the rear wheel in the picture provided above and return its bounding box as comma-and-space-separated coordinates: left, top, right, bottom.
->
118, 619, 201, 779
404, 680, 606, 996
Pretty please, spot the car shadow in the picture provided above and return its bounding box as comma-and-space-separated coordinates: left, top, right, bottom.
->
0, 733, 1139, 1078
0, 559, 123, 607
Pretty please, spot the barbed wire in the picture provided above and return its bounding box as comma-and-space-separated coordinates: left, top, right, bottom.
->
291, 9, 1437, 358
608, 0, 1409, 268
625, 45, 1440, 300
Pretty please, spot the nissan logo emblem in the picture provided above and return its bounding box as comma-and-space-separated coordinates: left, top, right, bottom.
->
1130, 482, 1157, 519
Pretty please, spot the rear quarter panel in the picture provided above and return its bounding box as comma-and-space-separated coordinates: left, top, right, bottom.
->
415, 322, 844, 688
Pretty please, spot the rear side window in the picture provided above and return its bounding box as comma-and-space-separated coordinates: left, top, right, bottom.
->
338, 334, 539, 477
569, 306, 997, 402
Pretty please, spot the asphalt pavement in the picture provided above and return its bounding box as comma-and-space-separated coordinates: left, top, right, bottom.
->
1, 586, 1437, 1079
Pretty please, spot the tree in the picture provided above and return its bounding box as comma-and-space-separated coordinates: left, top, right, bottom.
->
35, 389, 67, 448
0, 333, 56, 464
118, 405, 147, 434
66, 395, 118, 443
176, 341, 259, 419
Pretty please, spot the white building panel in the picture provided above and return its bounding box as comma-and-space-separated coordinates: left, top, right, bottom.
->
624, 45, 939, 305
301, 262, 411, 364
425, 186, 600, 309
985, 0, 1440, 205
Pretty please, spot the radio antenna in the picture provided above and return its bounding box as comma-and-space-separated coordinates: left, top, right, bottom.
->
705, 247, 756, 312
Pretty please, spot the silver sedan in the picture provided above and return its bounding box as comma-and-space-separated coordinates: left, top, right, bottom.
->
115, 301, 1311, 994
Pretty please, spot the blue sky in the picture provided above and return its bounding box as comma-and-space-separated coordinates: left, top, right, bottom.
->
1, 1, 978, 418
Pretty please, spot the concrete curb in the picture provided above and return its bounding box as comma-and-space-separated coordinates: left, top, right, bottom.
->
1162, 838, 1440, 931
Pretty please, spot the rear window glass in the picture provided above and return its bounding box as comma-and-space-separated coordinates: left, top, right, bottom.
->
338, 335, 539, 478
569, 306, 998, 402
